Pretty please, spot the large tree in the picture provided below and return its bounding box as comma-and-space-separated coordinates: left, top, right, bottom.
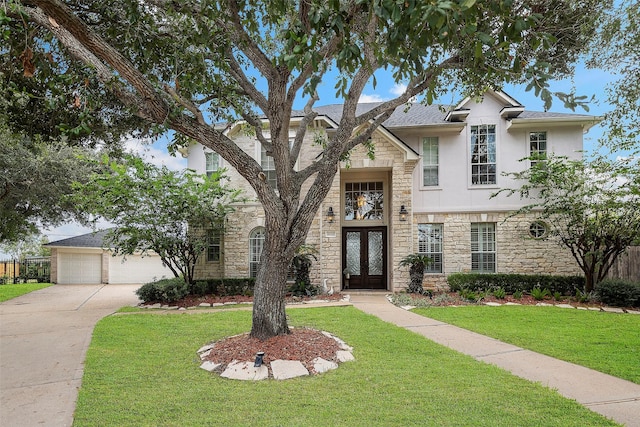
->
3, 0, 605, 339
497, 155, 640, 293
0, 118, 98, 243
74, 155, 242, 286
587, 0, 640, 154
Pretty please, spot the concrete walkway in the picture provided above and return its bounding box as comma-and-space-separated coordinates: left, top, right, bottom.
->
349, 293, 640, 427
0, 284, 141, 427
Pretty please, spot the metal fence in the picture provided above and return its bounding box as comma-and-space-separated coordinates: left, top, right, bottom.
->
606, 246, 640, 283
0, 257, 51, 284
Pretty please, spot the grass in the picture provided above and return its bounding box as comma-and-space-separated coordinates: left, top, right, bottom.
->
0, 282, 52, 302
74, 307, 618, 426
413, 305, 640, 384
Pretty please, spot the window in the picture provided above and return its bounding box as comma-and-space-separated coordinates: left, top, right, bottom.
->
344, 182, 384, 221
418, 224, 443, 273
470, 124, 496, 185
471, 223, 496, 272
207, 229, 221, 262
260, 146, 277, 189
529, 131, 547, 167
249, 227, 265, 278
205, 152, 219, 177
529, 221, 548, 239
422, 137, 439, 186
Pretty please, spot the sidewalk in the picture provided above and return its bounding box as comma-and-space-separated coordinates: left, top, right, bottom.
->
349, 293, 640, 427
0, 284, 141, 427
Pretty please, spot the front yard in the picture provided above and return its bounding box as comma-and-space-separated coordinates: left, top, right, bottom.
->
74, 306, 618, 426
413, 305, 640, 384
0, 282, 52, 302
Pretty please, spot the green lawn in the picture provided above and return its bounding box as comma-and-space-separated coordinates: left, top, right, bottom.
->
0, 282, 52, 302
413, 305, 640, 384
74, 307, 618, 426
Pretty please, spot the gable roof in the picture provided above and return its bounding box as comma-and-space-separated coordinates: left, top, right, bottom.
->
45, 230, 110, 249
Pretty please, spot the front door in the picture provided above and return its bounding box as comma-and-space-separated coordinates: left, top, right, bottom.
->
342, 227, 387, 289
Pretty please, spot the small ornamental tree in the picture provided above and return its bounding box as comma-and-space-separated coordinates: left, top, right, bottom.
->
3, 0, 606, 339
74, 155, 242, 286
399, 253, 432, 295
496, 155, 640, 292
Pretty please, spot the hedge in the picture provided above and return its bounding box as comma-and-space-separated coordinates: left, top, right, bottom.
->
191, 278, 256, 297
447, 273, 585, 295
595, 279, 640, 308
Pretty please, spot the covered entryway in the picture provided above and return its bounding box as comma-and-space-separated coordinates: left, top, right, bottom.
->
342, 227, 387, 289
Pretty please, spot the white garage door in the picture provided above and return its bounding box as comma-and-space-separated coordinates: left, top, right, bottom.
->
59, 253, 102, 284
108, 254, 172, 284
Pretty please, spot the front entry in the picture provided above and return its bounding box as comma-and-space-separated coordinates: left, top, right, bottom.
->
342, 227, 387, 289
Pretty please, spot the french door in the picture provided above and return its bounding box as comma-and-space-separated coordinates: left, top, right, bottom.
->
342, 227, 387, 289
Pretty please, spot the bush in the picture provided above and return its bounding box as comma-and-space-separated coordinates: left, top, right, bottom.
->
187, 278, 255, 296
136, 278, 189, 303
595, 279, 640, 308
447, 273, 584, 295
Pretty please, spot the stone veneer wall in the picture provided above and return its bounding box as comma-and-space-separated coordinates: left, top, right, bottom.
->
412, 211, 582, 290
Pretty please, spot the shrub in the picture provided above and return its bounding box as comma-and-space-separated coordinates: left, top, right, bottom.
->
531, 287, 551, 301
492, 287, 506, 299
595, 279, 640, 308
136, 278, 189, 304
447, 273, 584, 295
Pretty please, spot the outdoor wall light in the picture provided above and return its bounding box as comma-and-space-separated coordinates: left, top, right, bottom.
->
327, 206, 335, 223
399, 205, 409, 222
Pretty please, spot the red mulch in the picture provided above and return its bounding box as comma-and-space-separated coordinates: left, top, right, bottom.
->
203, 328, 343, 374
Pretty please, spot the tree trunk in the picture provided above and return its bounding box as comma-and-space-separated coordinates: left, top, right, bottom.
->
250, 243, 291, 340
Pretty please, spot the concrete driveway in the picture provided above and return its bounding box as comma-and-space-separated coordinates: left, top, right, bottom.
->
0, 284, 141, 427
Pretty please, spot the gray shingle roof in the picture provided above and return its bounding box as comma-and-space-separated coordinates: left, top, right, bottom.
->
46, 229, 110, 248
296, 102, 593, 128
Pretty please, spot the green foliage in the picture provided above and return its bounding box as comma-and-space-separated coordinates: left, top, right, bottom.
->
530, 287, 551, 301
288, 245, 319, 297
513, 290, 523, 300
492, 287, 506, 299
595, 279, 640, 308
575, 289, 597, 303
0, 282, 52, 302
73, 155, 243, 285
0, 120, 98, 243
399, 253, 432, 294
447, 273, 585, 295
459, 288, 483, 303
389, 293, 434, 308
189, 278, 256, 297
496, 154, 640, 292
135, 278, 189, 304
553, 291, 565, 301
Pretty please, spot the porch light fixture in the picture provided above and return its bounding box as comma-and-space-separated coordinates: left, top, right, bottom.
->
399, 205, 409, 221
326, 206, 335, 223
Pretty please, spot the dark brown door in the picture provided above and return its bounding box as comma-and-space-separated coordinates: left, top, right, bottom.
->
342, 227, 387, 289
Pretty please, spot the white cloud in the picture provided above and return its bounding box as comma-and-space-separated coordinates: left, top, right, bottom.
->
123, 138, 186, 171
390, 83, 407, 96
358, 93, 386, 103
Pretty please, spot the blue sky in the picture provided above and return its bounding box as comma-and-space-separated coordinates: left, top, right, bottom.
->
0, 62, 618, 258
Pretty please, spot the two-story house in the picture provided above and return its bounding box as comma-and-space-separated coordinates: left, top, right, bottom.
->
186, 90, 599, 292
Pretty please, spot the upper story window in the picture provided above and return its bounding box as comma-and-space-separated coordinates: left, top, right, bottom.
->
471, 222, 496, 273
418, 223, 443, 273
345, 182, 384, 221
470, 124, 496, 185
260, 146, 277, 190
422, 137, 439, 187
529, 131, 547, 167
205, 152, 219, 177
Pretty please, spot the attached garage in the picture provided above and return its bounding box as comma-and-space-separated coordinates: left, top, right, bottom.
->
47, 230, 173, 285
58, 252, 102, 284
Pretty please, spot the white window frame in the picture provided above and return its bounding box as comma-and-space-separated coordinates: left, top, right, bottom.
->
470, 124, 497, 185
529, 131, 547, 167
471, 222, 496, 273
249, 227, 265, 278
205, 152, 219, 177
422, 137, 439, 187
207, 229, 222, 262
418, 223, 443, 273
